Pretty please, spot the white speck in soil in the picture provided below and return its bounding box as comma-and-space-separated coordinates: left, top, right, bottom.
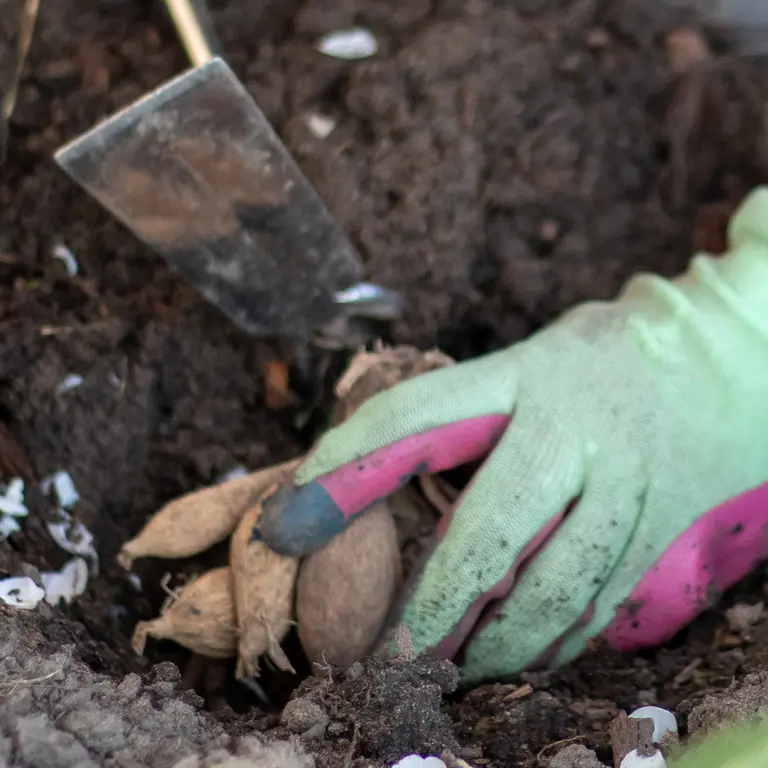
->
305, 113, 337, 138
391, 756, 447, 768
46, 510, 99, 576
620, 748, 667, 768
317, 27, 378, 59
56, 373, 84, 394
0, 515, 21, 540
52, 242, 79, 276
40, 470, 80, 509
41, 557, 89, 606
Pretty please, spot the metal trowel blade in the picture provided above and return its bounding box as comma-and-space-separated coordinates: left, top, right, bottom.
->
54, 57, 365, 338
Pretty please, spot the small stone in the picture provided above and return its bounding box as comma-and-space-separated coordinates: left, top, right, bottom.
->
547, 744, 604, 768
301, 720, 328, 741
725, 602, 764, 632
347, 661, 365, 679
281, 698, 329, 735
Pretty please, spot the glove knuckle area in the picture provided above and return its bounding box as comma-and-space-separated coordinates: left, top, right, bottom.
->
404, 416, 586, 665
463, 459, 648, 680
301, 354, 519, 482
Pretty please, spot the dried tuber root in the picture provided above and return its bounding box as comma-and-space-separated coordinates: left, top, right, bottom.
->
132, 566, 237, 658
118, 458, 300, 569
230, 485, 299, 679
294, 343, 450, 671
296, 500, 401, 670
331, 343, 454, 424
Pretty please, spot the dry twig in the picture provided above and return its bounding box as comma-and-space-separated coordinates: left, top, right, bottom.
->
1, 0, 41, 161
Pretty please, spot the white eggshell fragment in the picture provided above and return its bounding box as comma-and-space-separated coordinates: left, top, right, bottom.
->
41, 558, 89, 605
40, 470, 80, 509
0, 577, 45, 610
0, 478, 28, 518
46, 510, 99, 576
391, 757, 446, 768
620, 749, 667, 768
0, 515, 21, 541
629, 706, 678, 743
317, 27, 378, 59
305, 113, 337, 139
56, 374, 84, 394
52, 243, 78, 276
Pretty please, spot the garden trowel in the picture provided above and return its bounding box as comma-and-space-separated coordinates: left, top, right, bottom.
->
53, 0, 403, 339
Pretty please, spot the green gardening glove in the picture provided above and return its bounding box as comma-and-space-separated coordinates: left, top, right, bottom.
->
260, 186, 768, 683
670, 718, 768, 768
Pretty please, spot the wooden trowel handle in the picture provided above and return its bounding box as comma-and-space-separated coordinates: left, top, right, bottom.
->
164, 0, 223, 67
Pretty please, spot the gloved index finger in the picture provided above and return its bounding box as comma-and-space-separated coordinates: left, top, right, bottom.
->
259, 414, 510, 557
258, 353, 517, 556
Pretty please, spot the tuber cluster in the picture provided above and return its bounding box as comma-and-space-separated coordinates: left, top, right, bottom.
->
120, 344, 454, 678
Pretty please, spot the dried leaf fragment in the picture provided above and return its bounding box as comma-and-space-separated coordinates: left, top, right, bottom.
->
264, 359, 292, 409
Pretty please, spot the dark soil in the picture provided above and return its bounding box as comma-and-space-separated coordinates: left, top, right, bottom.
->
2, 0, 768, 765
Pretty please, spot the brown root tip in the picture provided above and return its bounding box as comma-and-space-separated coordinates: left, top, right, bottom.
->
235, 654, 260, 681
117, 545, 137, 571
131, 622, 152, 655
267, 644, 296, 675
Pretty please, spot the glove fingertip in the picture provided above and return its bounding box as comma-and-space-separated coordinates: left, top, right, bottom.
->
258, 481, 348, 556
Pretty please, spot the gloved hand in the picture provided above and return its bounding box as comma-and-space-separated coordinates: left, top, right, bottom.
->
669, 718, 768, 768
260, 186, 768, 683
